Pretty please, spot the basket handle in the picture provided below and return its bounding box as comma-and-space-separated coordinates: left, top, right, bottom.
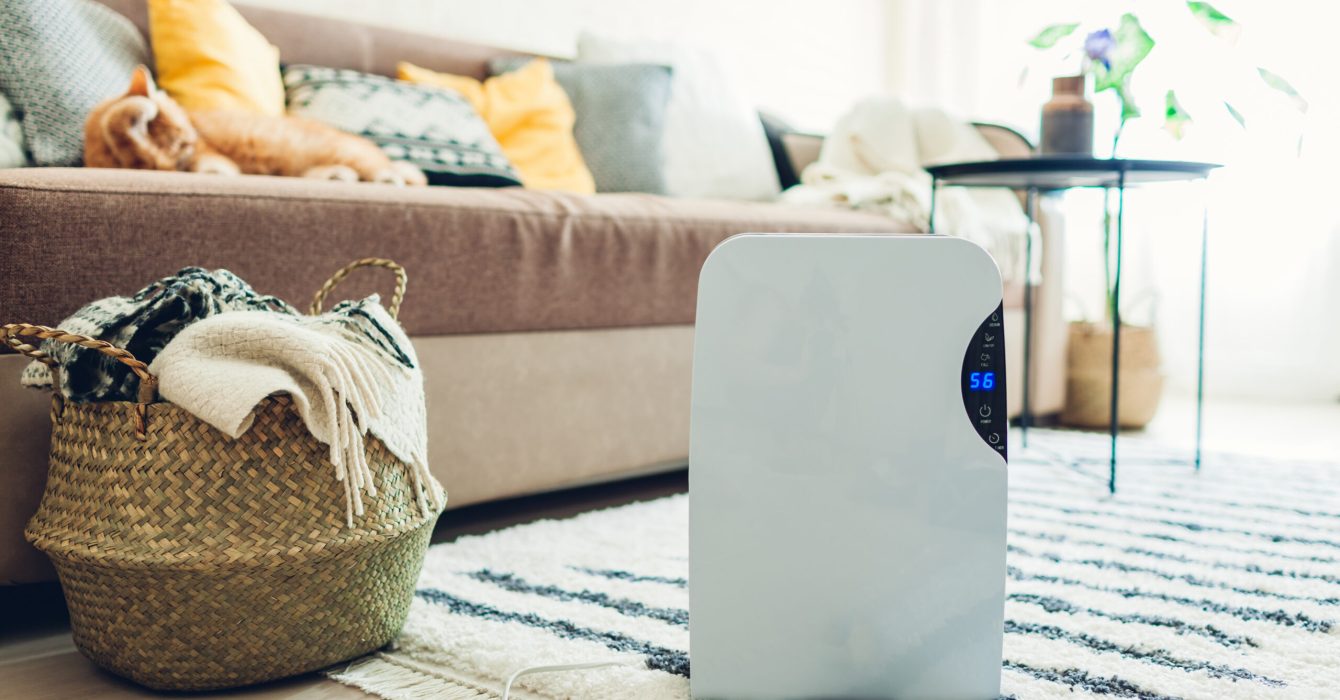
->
310, 258, 407, 319
1, 323, 157, 439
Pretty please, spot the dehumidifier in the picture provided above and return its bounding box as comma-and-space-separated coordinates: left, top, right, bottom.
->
689, 234, 1008, 700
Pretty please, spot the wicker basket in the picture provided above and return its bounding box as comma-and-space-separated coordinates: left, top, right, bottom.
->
3, 259, 444, 691
1060, 321, 1164, 429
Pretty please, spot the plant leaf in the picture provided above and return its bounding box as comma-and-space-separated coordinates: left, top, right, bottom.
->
1090, 15, 1153, 124
1224, 101, 1246, 129
1258, 67, 1309, 113
1164, 90, 1192, 139
1093, 13, 1154, 95
1028, 23, 1080, 49
1186, 2, 1241, 42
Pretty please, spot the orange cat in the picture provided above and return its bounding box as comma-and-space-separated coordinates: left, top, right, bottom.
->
84, 66, 425, 185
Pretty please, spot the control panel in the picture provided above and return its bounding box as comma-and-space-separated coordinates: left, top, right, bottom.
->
960, 303, 1007, 461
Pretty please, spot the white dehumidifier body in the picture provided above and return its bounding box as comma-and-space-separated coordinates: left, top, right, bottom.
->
689, 234, 1008, 700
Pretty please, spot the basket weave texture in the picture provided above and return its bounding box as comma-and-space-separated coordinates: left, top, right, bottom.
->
9, 259, 442, 690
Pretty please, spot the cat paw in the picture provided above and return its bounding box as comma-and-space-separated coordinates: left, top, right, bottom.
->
376, 161, 428, 187
303, 164, 359, 182
193, 154, 240, 176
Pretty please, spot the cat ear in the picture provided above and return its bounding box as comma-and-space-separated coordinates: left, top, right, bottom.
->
127, 65, 158, 97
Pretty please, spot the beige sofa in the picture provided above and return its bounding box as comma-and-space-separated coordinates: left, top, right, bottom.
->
0, 0, 1066, 584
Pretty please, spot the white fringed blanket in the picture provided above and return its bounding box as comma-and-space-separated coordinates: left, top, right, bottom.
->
780, 96, 1031, 283
149, 299, 442, 525
330, 429, 1340, 700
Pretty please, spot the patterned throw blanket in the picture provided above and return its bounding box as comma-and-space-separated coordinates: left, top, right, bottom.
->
779, 96, 1032, 284
21, 268, 296, 401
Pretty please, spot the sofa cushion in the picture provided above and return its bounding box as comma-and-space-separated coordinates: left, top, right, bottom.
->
398, 59, 594, 194
0, 0, 149, 166
284, 65, 521, 188
0, 168, 910, 336
146, 0, 285, 115
490, 58, 674, 195
578, 33, 780, 202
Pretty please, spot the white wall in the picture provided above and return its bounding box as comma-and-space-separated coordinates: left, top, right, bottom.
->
238, 0, 890, 133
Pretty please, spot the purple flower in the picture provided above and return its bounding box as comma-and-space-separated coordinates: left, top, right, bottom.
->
1084, 29, 1115, 69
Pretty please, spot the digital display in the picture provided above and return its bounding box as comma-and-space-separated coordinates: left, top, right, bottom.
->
962, 303, 1006, 458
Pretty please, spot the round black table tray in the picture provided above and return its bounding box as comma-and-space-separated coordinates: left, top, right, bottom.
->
925, 157, 1219, 190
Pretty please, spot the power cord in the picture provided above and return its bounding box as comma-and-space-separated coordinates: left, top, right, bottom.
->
501, 657, 646, 700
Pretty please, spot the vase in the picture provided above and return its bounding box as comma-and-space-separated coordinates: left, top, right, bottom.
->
1039, 75, 1094, 156
1060, 321, 1163, 429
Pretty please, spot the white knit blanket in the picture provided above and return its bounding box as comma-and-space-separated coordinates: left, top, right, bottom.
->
781, 96, 1030, 282
149, 302, 443, 525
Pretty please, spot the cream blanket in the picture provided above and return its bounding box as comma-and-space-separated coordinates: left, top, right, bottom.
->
781, 97, 1031, 281
149, 299, 443, 526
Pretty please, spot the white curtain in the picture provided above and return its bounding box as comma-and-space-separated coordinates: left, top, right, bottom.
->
888, 0, 1340, 401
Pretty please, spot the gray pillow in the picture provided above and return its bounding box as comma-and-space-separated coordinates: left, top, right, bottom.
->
284, 65, 522, 188
491, 58, 672, 194
0, 0, 149, 166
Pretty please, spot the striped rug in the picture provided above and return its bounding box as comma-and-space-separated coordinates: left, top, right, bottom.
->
330, 429, 1340, 699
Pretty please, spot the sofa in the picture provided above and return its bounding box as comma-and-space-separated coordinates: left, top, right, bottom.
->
0, 0, 1067, 584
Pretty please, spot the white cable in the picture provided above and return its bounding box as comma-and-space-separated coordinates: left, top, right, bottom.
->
501, 657, 645, 700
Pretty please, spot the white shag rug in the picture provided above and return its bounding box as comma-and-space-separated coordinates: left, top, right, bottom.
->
330, 429, 1340, 699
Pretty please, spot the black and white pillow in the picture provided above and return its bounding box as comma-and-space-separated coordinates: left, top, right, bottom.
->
492, 58, 673, 194
0, 0, 149, 166
283, 65, 521, 188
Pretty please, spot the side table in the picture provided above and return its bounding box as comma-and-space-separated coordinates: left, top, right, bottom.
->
925, 157, 1220, 492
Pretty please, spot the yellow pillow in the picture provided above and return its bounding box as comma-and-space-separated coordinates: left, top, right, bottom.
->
148, 0, 284, 115
399, 59, 594, 194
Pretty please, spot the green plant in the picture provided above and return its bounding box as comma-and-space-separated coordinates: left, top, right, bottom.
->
1029, 2, 1305, 321
1028, 2, 1305, 154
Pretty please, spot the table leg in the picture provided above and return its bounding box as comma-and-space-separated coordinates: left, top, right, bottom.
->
1109, 175, 1126, 494
1022, 188, 1036, 447
1195, 192, 1209, 471
929, 179, 939, 234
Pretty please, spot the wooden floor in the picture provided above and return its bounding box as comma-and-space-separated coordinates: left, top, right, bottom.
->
0, 470, 689, 699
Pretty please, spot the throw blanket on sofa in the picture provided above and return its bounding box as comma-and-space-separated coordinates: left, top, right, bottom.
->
780, 97, 1031, 281
21, 267, 297, 402
149, 298, 443, 526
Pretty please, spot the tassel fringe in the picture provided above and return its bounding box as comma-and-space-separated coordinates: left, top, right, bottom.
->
332, 653, 501, 700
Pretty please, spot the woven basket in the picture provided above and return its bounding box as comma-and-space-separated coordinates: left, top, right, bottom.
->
3, 259, 444, 691
1060, 321, 1164, 429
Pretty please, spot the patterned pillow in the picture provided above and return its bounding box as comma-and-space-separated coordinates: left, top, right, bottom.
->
0, 0, 149, 166
0, 92, 29, 168
491, 58, 672, 194
283, 65, 521, 188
